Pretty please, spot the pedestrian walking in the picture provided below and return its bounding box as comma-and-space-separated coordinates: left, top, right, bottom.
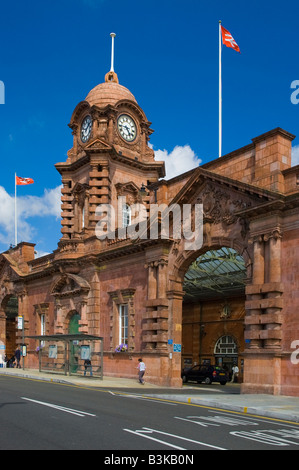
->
15, 347, 21, 369
137, 358, 146, 384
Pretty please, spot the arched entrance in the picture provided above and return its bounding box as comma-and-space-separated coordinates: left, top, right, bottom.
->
0, 295, 18, 361
214, 334, 238, 377
68, 312, 81, 373
181, 246, 247, 382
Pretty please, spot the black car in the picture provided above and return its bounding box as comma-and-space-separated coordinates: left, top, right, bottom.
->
182, 364, 228, 385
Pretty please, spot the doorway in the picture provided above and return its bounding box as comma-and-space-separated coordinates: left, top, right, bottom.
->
68, 312, 80, 373
214, 335, 238, 377
5, 296, 18, 359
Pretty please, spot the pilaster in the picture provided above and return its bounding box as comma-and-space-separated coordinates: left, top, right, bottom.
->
245, 228, 283, 351
143, 258, 169, 351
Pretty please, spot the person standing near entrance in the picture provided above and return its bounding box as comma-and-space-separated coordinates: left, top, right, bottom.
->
137, 358, 146, 384
15, 347, 21, 369
231, 364, 239, 383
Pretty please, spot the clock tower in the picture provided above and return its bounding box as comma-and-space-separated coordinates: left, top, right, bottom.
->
55, 38, 165, 245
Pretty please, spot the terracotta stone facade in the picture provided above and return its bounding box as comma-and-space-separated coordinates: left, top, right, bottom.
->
1, 70, 299, 395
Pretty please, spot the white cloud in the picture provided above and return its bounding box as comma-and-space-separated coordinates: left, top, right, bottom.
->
154, 145, 201, 180
0, 185, 61, 248
18, 186, 61, 219
292, 145, 299, 166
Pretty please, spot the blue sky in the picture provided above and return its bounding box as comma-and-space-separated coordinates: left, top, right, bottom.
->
0, 0, 299, 255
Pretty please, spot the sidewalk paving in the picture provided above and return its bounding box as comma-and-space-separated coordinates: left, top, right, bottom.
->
1, 368, 299, 424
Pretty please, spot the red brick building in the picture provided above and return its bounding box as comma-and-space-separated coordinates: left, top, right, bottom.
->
0, 68, 299, 395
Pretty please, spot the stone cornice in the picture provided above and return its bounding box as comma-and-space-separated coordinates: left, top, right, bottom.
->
55, 145, 165, 177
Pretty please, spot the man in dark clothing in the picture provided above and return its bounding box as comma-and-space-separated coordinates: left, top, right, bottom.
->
15, 347, 21, 369
84, 359, 93, 376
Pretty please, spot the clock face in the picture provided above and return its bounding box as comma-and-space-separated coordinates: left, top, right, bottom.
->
81, 115, 92, 143
117, 114, 137, 142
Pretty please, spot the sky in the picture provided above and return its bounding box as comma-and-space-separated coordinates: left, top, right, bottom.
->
0, 0, 299, 256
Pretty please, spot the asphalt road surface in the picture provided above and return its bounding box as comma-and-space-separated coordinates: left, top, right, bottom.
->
1, 375, 299, 453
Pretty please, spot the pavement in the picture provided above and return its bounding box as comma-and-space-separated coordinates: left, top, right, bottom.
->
1, 367, 299, 424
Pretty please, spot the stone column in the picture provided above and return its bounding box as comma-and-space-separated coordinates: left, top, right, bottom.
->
54, 301, 64, 334
155, 259, 169, 351
0, 308, 6, 347
83, 190, 90, 232
167, 288, 185, 387
245, 235, 265, 349
157, 259, 168, 300
16, 290, 29, 367
144, 259, 169, 351
143, 262, 158, 350
72, 125, 78, 154
107, 112, 115, 143
263, 228, 283, 350
147, 262, 157, 300
268, 229, 282, 283
252, 235, 265, 285
79, 300, 88, 334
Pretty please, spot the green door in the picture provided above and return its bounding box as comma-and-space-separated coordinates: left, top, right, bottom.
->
69, 313, 80, 373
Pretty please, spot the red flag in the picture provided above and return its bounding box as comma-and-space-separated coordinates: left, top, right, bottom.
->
221, 26, 240, 53
16, 176, 34, 185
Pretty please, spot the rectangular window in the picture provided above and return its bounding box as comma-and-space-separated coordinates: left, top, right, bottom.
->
41, 314, 46, 347
119, 304, 128, 345
122, 204, 131, 228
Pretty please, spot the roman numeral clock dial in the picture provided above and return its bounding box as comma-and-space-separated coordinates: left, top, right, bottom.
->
81, 115, 92, 143
117, 114, 136, 142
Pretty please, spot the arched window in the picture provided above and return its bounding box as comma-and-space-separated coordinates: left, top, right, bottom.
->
214, 335, 238, 355
122, 204, 131, 228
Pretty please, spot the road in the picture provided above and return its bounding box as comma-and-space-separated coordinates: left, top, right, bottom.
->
1, 375, 299, 452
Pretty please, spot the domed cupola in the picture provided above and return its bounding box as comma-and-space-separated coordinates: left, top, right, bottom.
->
67, 33, 157, 164
56, 33, 165, 244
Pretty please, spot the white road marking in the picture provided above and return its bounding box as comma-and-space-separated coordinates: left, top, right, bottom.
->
230, 429, 299, 447
177, 415, 259, 426
124, 426, 227, 450
110, 392, 177, 405
175, 416, 219, 427
124, 428, 186, 450
21, 397, 96, 417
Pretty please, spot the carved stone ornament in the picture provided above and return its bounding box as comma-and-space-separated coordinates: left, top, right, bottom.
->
220, 302, 232, 319
115, 181, 144, 203
195, 183, 252, 226
263, 227, 283, 242
51, 274, 90, 299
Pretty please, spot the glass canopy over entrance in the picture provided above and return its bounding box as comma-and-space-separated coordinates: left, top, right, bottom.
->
183, 247, 247, 302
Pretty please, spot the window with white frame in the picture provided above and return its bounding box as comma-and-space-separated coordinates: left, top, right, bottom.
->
122, 204, 131, 228
119, 304, 128, 345
214, 335, 238, 355
41, 313, 46, 347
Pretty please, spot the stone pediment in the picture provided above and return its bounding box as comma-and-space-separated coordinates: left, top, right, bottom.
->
71, 181, 89, 195
0, 253, 24, 280
84, 138, 112, 152
115, 181, 140, 195
51, 273, 90, 298
0, 256, 20, 306
170, 167, 281, 225
172, 167, 279, 204
115, 181, 144, 204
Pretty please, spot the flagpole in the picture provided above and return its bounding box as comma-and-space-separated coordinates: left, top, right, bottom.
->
219, 20, 222, 158
15, 173, 17, 246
